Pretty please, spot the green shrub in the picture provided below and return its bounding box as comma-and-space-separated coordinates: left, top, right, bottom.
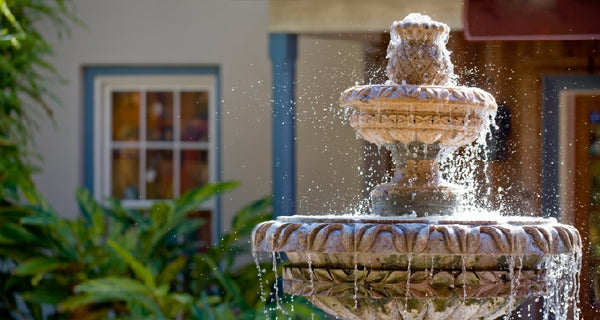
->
0, 0, 79, 202
0, 182, 327, 320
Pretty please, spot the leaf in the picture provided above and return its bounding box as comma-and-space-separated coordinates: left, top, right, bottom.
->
166, 292, 192, 306
196, 292, 216, 320
147, 206, 203, 256
107, 198, 150, 228
150, 202, 173, 228
68, 307, 109, 320
107, 239, 155, 288
162, 292, 193, 318
172, 217, 205, 238
190, 303, 208, 320
74, 277, 150, 295
232, 197, 272, 233
21, 285, 69, 305
68, 278, 166, 317
156, 256, 188, 286
20, 214, 58, 226
21, 186, 54, 210
61, 289, 164, 319
14, 257, 64, 276
0, 233, 15, 244
0, 205, 32, 220
18, 206, 79, 261
175, 181, 239, 216
203, 255, 250, 311
213, 303, 237, 320
76, 186, 105, 237
0, 222, 40, 244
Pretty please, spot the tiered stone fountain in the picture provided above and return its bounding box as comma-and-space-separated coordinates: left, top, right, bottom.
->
252, 14, 582, 320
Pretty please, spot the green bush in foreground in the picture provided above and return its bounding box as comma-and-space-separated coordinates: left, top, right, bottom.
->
0, 182, 326, 320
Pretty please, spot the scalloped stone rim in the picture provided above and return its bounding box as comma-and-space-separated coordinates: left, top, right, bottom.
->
340, 84, 497, 111
252, 216, 581, 270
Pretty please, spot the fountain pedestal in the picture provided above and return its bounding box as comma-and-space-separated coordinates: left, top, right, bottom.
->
252, 13, 582, 320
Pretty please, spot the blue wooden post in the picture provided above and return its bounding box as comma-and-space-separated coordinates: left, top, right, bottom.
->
269, 33, 298, 217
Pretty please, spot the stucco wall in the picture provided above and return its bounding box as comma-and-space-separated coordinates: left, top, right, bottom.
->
296, 36, 365, 215
34, 0, 363, 231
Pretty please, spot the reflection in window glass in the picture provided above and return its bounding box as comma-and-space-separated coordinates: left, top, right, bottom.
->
180, 91, 209, 142
181, 150, 208, 194
590, 161, 600, 208
112, 149, 139, 200
112, 91, 140, 141
591, 211, 600, 258
590, 111, 600, 156
146, 150, 173, 199
594, 266, 600, 305
146, 91, 174, 141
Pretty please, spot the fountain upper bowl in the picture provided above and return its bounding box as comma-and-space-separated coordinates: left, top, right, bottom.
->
340, 84, 497, 146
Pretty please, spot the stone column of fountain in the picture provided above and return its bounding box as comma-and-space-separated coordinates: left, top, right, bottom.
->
253, 14, 582, 320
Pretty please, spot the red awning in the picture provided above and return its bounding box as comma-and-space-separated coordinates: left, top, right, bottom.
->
464, 0, 600, 40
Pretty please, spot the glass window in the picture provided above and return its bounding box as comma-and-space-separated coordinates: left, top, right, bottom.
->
90, 72, 218, 242
590, 111, 600, 305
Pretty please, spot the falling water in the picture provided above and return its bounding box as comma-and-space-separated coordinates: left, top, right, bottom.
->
505, 255, 516, 320
353, 252, 359, 309
253, 250, 267, 302
461, 255, 467, 320
405, 253, 413, 305
272, 252, 281, 313
306, 252, 315, 303
540, 252, 582, 320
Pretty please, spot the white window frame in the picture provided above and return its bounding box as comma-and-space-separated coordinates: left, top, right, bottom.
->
92, 75, 218, 211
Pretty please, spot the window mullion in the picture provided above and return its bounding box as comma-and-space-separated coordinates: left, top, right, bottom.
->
140, 88, 147, 200
105, 87, 113, 201
174, 89, 181, 198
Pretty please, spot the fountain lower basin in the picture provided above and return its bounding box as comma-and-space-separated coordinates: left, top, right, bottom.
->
252, 215, 581, 320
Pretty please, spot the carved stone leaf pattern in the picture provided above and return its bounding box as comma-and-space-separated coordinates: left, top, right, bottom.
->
253, 220, 580, 259
526, 226, 552, 253
251, 221, 273, 250
312, 223, 343, 252
309, 295, 516, 320
479, 226, 510, 254
283, 266, 544, 300
409, 224, 431, 253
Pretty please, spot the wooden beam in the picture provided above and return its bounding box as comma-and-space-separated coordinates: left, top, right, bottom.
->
269, 0, 463, 34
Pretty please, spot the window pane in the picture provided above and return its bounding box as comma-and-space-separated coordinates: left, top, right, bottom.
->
180, 91, 209, 142
146, 150, 173, 199
591, 210, 600, 258
146, 91, 174, 141
181, 150, 208, 193
591, 111, 600, 156
112, 91, 140, 141
112, 149, 139, 199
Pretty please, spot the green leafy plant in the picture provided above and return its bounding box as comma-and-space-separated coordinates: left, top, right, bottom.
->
0, 0, 79, 202
0, 182, 327, 320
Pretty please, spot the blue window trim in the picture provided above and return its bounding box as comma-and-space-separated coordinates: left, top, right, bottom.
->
541, 74, 600, 218
82, 66, 222, 232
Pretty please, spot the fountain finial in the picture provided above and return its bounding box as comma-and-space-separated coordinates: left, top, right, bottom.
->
386, 13, 453, 86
